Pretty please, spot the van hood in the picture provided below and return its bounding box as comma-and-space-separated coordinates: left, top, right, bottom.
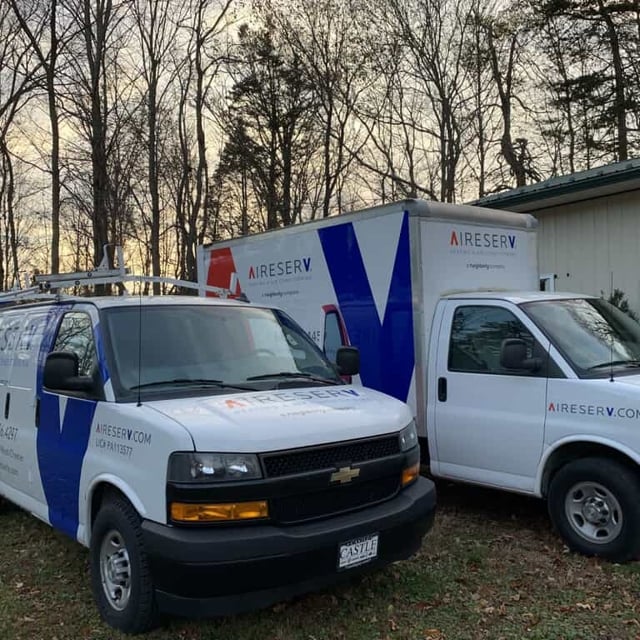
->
612, 372, 640, 388
144, 386, 413, 452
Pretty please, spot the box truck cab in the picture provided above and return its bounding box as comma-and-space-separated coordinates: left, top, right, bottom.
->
198, 199, 640, 563
0, 277, 436, 634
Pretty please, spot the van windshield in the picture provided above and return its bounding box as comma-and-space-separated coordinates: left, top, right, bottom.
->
522, 298, 640, 376
103, 304, 342, 399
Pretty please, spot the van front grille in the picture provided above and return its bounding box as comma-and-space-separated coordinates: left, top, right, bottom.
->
270, 475, 400, 524
261, 435, 401, 478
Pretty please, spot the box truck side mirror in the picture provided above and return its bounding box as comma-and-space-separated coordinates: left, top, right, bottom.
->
336, 346, 360, 376
500, 339, 542, 372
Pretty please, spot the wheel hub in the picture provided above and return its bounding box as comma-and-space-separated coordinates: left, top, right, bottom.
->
99, 530, 132, 611
565, 481, 623, 544
582, 496, 610, 525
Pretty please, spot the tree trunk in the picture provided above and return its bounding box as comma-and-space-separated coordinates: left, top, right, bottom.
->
598, 0, 628, 161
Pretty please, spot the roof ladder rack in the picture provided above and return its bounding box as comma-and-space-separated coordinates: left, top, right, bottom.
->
33, 245, 128, 291
0, 245, 241, 304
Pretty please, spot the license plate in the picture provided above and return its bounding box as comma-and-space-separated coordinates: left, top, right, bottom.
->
338, 533, 379, 570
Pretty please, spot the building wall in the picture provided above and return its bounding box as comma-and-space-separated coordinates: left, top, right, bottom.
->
535, 190, 640, 314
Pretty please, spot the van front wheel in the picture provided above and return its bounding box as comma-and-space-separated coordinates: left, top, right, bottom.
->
548, 457, 640, 562
90, 495, 158, 633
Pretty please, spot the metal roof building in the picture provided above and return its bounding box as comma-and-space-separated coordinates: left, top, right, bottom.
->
473, 159, 640, 313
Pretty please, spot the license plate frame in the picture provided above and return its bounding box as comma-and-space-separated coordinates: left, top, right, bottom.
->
337, 532, 379, 570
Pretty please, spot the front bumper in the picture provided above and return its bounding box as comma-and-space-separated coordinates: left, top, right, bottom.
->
141, 476, 436, 617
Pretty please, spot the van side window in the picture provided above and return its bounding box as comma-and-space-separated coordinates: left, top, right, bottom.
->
53, 312, 97, 377
449, 305, 541, 375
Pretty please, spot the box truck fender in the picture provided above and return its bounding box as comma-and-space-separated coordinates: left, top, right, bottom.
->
536, 435, 640, 497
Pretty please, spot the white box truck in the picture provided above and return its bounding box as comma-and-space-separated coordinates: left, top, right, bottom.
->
198, 198, 640, 562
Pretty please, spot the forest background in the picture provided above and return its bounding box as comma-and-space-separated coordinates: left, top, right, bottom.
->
0, 0, 637, 290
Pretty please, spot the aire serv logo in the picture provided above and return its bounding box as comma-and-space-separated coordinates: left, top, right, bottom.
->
450, 230, 517, 250
548, 402, 640, 420
248, 257, 311, 279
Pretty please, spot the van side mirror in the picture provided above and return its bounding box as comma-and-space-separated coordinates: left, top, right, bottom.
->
500, 339, 542, 372
44, 351, 95, 393
336, 346, 360, 376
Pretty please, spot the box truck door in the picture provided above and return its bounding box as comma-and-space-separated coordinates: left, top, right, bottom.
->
322, 305, 351, 383
432, 301, 548, 493
322, 305, 349, 359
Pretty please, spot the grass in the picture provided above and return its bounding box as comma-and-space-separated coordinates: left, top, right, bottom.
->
1, 481, 640, 640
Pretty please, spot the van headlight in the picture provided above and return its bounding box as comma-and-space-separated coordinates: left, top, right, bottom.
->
399, 421, 418, 452
168, 452, 262, 483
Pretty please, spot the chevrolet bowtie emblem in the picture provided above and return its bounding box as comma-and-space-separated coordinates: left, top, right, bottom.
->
330, 466, 361, 484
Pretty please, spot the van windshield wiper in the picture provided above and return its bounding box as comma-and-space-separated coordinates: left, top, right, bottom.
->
588, 359, 640, 370
245, 372, 340, 385
130, 378, 254, 391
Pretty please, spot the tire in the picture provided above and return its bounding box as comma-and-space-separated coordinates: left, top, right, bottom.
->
90, 495, 158, 634
548, 457, 640, 562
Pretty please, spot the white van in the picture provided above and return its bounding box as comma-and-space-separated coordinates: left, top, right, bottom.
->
0, 272, 436, 634
198, 198, 640, 563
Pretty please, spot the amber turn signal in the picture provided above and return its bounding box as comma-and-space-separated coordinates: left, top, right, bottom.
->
401, 461, 420, 487
171, 500, 268, 522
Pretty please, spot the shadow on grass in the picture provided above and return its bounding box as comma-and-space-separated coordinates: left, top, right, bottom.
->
433, 478, 547, 521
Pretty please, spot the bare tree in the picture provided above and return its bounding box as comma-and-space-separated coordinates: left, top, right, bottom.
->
481, 7, 540, 188
131, 0, 186, 292
0, 3, 42, 286
373, 0, 478, 202
219, 23, 319, 230
263, 0, 374, 217
175, 0, 234, 281
9, 0, 72, 273
61, 0, 132, 271
538, 0, 639, 163
350, 36, 437, 203
461, 0, 503, 198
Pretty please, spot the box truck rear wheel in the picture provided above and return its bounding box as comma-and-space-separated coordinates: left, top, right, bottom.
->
90, 495, 158, 633
548, 457, 640, 562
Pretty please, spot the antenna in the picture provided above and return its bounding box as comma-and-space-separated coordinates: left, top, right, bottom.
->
137, 276, 143, 407
610, 271, 615, 383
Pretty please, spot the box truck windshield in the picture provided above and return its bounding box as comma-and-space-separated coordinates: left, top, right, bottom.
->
523, 297, 640, 374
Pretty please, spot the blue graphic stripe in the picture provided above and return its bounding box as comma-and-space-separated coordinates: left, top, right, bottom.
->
94, 322, 110, 384
318, 213, 415, 402
36, 305, 97, 540
37, 395, 97, 538
36, 306, 66, 391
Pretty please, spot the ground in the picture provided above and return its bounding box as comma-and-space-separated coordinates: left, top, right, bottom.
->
1, 481, 639, 640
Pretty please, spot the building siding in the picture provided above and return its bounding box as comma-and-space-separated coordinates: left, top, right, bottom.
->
536, 191, 640, 313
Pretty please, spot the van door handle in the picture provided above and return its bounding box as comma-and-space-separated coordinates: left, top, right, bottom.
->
4, 392, 9, 419
437, 377, 447, 402
35, 398, 40, 428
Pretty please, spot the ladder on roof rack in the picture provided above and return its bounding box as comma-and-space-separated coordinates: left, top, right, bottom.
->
0, 245, 243, 305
